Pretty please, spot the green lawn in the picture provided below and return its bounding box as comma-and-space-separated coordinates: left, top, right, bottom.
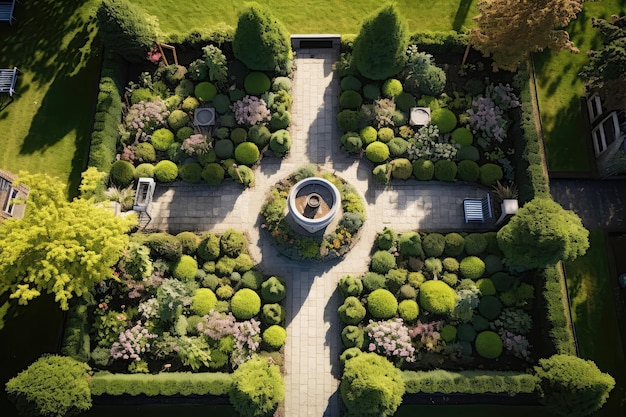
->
133, 0, 478, 34
534, 0, 626, 173
564, 230, 626, 417
0, 0, 101, 198
397, 405, 558, 417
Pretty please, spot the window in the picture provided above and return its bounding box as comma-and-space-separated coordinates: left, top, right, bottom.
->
3, 187, 18, 215
587, 94, 603, 122
592, 112, 623, 156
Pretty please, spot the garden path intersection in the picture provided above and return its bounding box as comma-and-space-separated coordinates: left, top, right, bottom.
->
146, 48, 493, 417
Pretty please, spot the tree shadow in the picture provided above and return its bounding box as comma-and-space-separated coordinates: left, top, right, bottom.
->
452, 0, 474, 32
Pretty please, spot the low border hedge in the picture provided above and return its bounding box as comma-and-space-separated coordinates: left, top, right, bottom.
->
90, 371, 233, 396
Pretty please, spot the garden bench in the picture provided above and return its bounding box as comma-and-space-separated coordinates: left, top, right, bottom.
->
0, 67, 20, 97
463, 193, 493, 223
0, 1, 16, 25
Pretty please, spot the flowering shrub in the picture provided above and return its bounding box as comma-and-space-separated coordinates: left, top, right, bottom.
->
110, 321, 157, 361
365, 318, 416, 364
138, 298, 159, 320
198, 310, 237, 339
361, 98, 396, 128
231, 319, 262, 368
410, 320, 443, 353
467, 83, 519, 149
124, 99, 169, 143
499, 329, 531, 360
486, 83, 520, 111
181, 134, 211, 156
407, 125, 459, 162
231, 95, 271, 126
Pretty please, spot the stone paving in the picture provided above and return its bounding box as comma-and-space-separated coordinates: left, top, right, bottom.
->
144, 48, 493, 417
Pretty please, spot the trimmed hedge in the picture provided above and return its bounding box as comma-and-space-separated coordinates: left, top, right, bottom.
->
403, 369, 537, 395
542, 265, 576, 355
90, 371, 233, 396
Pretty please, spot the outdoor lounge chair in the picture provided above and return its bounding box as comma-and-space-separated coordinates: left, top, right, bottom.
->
0, 1, 16, 26
0, 67, 20, 97
463, 193, 493, 223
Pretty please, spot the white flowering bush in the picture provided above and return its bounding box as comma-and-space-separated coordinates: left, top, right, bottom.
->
138, 298, 159, 320
231, 95, 271, 126
124, 99, 170, 143
365, 318, 416, 364
110, 321, 157, 361
407, 124, 459, 162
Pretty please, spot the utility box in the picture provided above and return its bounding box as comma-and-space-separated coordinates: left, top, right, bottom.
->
133, 178, 156, 212
194, 107, 216, 127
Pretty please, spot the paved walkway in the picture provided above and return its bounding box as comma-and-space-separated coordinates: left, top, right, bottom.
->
145, 48, 492, 417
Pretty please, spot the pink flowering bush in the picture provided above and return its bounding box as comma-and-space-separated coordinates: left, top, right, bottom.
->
231, 95, 271, 126
467, 83, 520, 149
197, 312, 261, 368
197, 310, 237, 340
110, 321, 158, 361
365, 318, 416, 363
499, 329, 531, 360
486, 83, 520, 111
181, 134, 211, 156
124, 99, 170, 143
410, 320, 443, 353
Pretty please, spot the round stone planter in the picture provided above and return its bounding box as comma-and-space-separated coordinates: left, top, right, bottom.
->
288, 177, 341, 234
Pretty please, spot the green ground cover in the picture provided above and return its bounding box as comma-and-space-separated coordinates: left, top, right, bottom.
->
565, 230, 626, 417
397, 405, 558, 417
133, 0, 477, 34
534, 0, 626, 173
0, 0, 101, 198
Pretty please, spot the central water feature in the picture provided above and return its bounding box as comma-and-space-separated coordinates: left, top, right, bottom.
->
288, 177, 341, 234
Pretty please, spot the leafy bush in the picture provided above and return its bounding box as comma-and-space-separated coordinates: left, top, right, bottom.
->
338, 296, 366, 325
457, 160, 480, 182
377, 127, 394, 143
337, 109, 360, 132
244, 72, 271, 95
340, 347, 363, 366
197, 234, 221, 261
212, 94, 231, 114
478, 295, 503, 320
110, 160, 135, 186
269, 129, 292, 157
248, 125, 272, 148
444, 233, 465, 257
234, 142, 261, 166
412, 159, 434, 180
231, 288, 262, 320
430, 108, 457, 133
272, 76, 291, 92
263, 325, 286, 350
397, 232, 423, 258
154, 160, 179, 183
220, 229, 247, 258
377, 227, 395, 250
340, 75, 362, 91
388, 138, 409, 157
363, 272, 386, 292
340, 90, 363, 109
464, 233, 487, 256
146, 232, 182, 260
229, 357, 284, 417
341, 326, 365, 349
390, 158, 412, 179
134, 163, 154, 179
5, 355, 92, 417
422, 233, 445, 257
370, 250, 397, 274
434, 160, 457, 182
201, 163, 225, 185
341, 132, 363, 154
475, 331, 503, 359
339, 275, 364, 298
442, 272, 458, 287
441, 324, 457, 342
176, 232, 199, 255
396, 92, 416, 112
419, 65, 447, 96
168, 109, 190, 131
398, 299, 419, 321
214, 139, 234, 159
269, 110, 290, 130
261, 276, 286, 302
484, 254, 503, 274
151, 128, 175, 152
459, 256, 485, 279
451, 127, 473, 146
194, 82, 218, 102
134, 142, 156, 163
457, 323, 477, 342
352, 4, 409, 80
367, 289, 398, 319
479, 163, 504, 186
130, 88, 152, 104
456, 145, 480, 161
442, 257, 460, 273
192, 288, 217, 315
262, 303, 285, 326
340, 353, 405, 417
363, 83, 381, 100
365, 142, 390, 163
476, 278, 496, 296
398, 283, 417, 300
359, 126, 378, 146
382, 78, 403, 98
179, 162, 202, 183
419, 280, 457, 314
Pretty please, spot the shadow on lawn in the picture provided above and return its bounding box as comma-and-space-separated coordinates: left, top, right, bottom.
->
452, 0, 474, 32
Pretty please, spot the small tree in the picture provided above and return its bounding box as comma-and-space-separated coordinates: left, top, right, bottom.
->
96, 0, 157, 63
0, 173, 136, 310
5, 355, 92, 417
229, 357, 284, 417
232, 2, 293, 75
340, 352, 405, 417
471, 0, 583, 71
352, 4, 409, 80
534, 354, 615, 417
497, 197, 589, 270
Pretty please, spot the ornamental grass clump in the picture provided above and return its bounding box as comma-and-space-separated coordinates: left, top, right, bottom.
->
365, 318, 416, 363
231, 95, 271, 126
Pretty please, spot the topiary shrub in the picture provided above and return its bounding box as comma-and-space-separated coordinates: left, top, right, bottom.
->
134, 163, 155, 179
231, 164, 255, 187
232, 3, 293, 74
110, 160, 135, 186
465, 233, 488, 256
168, 110, 190, 130
370, 250, 397, 274
398, 232, 423, 258
197, 234, 221, 261
337, 110, 360, 132
340, 353, 405, 417
451, 127, 473, 146
457, 323, 477, 342
339, 275, 364, 298
339, 347, 362, 366
212, 94, 231, 114
391, 158, 412, 179
475, 331, 503, 359
479, 163, 504, 186
360, 126, 378, 146
220, 229, 247, 257
340, 90, 363, 109
201, 163, 225, 185
151, 128, 175, 152
261, 276, 286, 302
377, 127, 394, 143
444, 233, 465, 257
135, 142, 156, 162
442, 272, 458, 287
476, 278, 496, 296
362, 272, 386, 292
177, 127, 195, 142
442, 257, 460, 272
244, 72, 271, 95
413, 158, 434, 180
365, 141, 390, 163
434, 160, 457, 182
229, 357, 284, 417
215, 139, 235, 159
457, 160, 480, 182
341, 325, 365, 349
491, 272, 514, 292
472, 315, 490, 332
173, 255, 198, 281
456, 145, 480, 161
230, 128, 248, 144
422, 233, 446, 257
182, 97, 200, 114
419, 65, 446, 96
262, 303, 286, 326
263, 325, 286, 350
194, 82, 218, 102
459, 256, 485, 279
388, 138, 409, 157
398, 299, 419, 321
341, 75, 362, 91
192, 288, 218, 315
396, 92, 416, 112
377, 227, 395, 250
341, 132, 363, 154
234, 142, 261, 166
407, 271, 426, 289
176, 231, 199, 255
338, 296, 366, 325
248, 125, 272, 148
5, 355, 92, 417
382, 78, 403, 98
179, 162, 202, 183
430, 108, 457, 133
231, 288, 262, 320
441, 324, 457, 342
269, 129, 292, 157
363, 83, 381, 100
154, 160, 179, 183
478, 295, 503, 320
176, 79, 195, 97
146, 232, 182, 260
398, 283, 417, 300
419, 280, 457, 315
